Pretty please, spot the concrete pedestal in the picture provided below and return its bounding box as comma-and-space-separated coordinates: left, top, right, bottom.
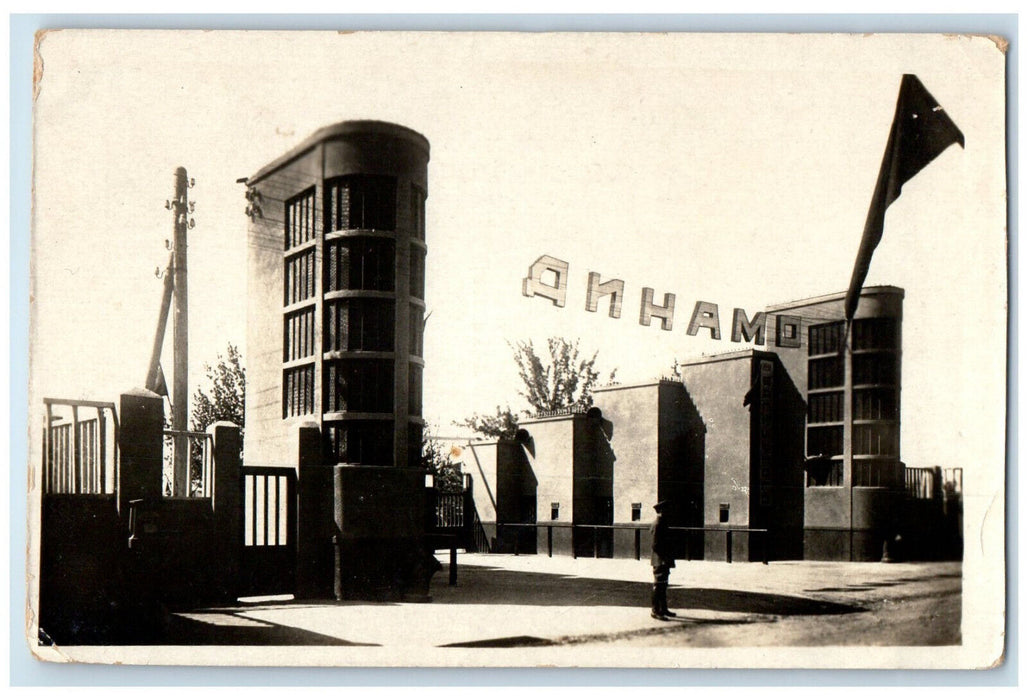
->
332, 464, 435, 601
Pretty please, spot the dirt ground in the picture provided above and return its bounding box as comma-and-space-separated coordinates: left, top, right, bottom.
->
567, 568, 962, 648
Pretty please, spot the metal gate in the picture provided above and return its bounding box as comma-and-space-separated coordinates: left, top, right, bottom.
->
240, 466, 297, 597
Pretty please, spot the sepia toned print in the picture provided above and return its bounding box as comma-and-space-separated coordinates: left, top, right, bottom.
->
28, 30, 1006, 668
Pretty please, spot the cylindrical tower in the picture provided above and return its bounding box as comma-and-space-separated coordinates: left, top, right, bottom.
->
245, 120, 428, 469
766, 286, 903, 562
319, 122, 428, 469
245, 121, 431, 599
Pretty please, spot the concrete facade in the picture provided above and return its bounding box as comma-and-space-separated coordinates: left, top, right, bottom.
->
677, 351, 805, 562
460, 440, 537, 553
591, 381, 704, 558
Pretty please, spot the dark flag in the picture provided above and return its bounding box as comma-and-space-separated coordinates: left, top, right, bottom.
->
843, 74, 964, 322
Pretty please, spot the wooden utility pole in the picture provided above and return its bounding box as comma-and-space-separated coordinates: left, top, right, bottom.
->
172, 167, 191, 496
144, 167, 195, 496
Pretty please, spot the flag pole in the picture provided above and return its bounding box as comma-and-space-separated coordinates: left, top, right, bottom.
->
840, 75, 963, 560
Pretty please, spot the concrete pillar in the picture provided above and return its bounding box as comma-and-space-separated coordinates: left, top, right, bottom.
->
209, 421, 241, 602
296, 423, 333, 599
118, 388, 164, 514
333, 464, 432, 601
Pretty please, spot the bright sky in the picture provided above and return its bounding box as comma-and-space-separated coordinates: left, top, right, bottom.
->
30, 31, 1006, 479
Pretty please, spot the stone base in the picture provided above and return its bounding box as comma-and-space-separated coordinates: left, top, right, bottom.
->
332, 464, 437, 601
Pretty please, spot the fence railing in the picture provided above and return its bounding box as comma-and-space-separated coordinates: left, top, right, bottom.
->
496, 522, 770, 564
426, 475, 492, 553
942, 467, 963, 495
42, 399, 119, 495
905, 466, 963, 501
162, 429, 214, 498
433, 492, 465, 529
242, 466, 296, 547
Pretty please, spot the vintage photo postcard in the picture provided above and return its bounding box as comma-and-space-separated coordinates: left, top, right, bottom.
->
27, 30, 1007, 668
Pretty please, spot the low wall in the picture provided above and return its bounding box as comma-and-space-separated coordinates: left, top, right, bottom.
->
38, 495, 127, 644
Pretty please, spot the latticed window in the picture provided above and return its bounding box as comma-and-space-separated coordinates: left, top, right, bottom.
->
325, 175, 397, 232
808, 321, 844, 356
325, 420, 395, 466
806, 460, 844, 487
284, 249, 316, 306
808, 356, 843, 389
410, 246, 426, 299
283, 364, 315, 418
285, 188, 316, 250
324, 299, 395, 352
853, 459, 903, 487
853, 353, 897, 386
409, 305, 424, 357
853, 388, 897, 421
324, 359, 394, 413
283, 307, 315, 362
408, 363, 423, 416
807, 425, 844, 458
325, 237, 395, 292
852, 318, 898, 351
852, 423, 898, 457
808, 391, 843, 423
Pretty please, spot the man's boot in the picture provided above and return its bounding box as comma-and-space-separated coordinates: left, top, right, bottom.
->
652, 583, 670, 620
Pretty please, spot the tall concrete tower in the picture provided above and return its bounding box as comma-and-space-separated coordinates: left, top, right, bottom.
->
244, 120, 429, 469
767, 286, 904, 561
244, 121, 431, 599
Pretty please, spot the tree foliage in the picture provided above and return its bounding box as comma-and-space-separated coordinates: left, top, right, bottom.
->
191, 343, 246, 435
456, 405, 520, 440
457, 337, 615, 439
421, 430, 466, 493
511, 337, 615, 413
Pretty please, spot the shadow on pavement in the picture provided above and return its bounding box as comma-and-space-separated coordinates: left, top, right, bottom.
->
38, 603, 380, 647
431, 566, 863, 615
163, 610, 378, 646
441, 635, 556, 648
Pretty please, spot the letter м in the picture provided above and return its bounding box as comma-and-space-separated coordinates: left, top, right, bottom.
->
731, 308, 766, 345
522, 255, 570, 308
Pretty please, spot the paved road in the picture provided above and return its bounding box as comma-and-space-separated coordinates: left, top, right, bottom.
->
163, 554, 961, 651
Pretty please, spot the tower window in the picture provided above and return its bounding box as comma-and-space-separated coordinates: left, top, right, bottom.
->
551, 502, 560, 520
283, 364, 315, 418
631, 503, 642, 522
411, 185, 426, 241
719, 503, 730, 524
284, 188, 316, 250
325, 237, 395, 292
325, 175, 397, 232
808, 321, 845, 356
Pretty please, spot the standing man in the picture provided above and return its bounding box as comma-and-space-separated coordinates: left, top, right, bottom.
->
650, 500, 676, 620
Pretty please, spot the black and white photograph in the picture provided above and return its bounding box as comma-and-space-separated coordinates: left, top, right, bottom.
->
26, 29, 1007, 668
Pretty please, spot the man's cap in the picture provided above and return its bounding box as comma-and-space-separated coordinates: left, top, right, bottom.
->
653, 500, 669, 511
